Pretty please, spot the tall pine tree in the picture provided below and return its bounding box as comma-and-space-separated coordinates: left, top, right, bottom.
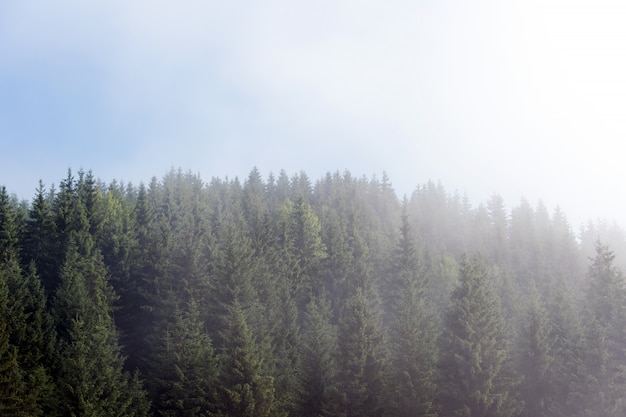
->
438, 254, 521, 417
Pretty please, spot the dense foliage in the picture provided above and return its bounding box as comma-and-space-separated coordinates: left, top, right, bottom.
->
1, 167, 625, 417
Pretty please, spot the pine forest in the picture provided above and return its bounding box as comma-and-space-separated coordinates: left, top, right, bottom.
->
2, 167, 626, 417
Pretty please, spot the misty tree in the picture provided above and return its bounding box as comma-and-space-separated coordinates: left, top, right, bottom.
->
297, 295, 340, 417
438, 254, 521, 417
386, 213, 438, 417
336, 288, 387, 417
578, 242, 626, 417
515, 286, 555, 417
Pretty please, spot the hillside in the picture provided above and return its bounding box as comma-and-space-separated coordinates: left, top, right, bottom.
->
1, 167, 625, 417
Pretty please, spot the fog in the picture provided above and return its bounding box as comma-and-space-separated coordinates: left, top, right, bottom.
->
1, 0, 626, 230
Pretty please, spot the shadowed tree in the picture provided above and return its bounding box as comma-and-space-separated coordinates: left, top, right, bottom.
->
216, 301, 281, 417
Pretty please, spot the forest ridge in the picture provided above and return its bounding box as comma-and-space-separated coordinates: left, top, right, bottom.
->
1, 167, 626, 417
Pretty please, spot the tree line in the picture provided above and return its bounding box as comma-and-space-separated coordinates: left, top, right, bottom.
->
1, 167, 626, 417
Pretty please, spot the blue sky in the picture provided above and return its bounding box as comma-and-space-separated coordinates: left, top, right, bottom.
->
2, 0, 626, 229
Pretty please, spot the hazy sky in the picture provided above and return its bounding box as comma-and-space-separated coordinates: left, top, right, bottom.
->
1, 0, 625, 229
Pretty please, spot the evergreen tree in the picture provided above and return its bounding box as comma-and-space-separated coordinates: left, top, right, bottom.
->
387, 214, 438, 417
217, 301, 280, 417
336, 288, 387, 417
53, 229, 149, 417
579, 242, 626, 417
150, 297, 220, 417
0, 258, 27, 416
438, 254, 521, 417
0, 186, 56, 416
23, 181, 56, 296
544, 279, 586, 417
515, 286, 555, 417
297, 295, 340, 417
1, 259, 56, 416
0, 321, 24, 417
0, 186, 20, 261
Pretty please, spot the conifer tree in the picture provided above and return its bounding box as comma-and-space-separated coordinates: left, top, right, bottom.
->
53, 227, 149, 417
297, 295, 340, 417
23, 181, 56, 296
387, 214, 438, 417
579, 242, 626, 417
0, 259, 27, 416
438, 254, 521, 417
0, 186, 56, 416
0, 187, 20, 261
217, 301, 280, 417
336, 288, 387, 417
150, 297, 220, 417
515, 287, 555, 417
1, 259, 56, 416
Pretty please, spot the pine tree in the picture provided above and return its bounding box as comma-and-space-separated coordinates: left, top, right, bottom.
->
1, 259, 56, 416
0, 187, 20, 261
336, 288, 387, 417
387, 213, 438, 417
53, 229, 149, 417
0, 186, 56, 416
0, 260, 26, 417
579, 242, 626, 417
297, 295, 340, 417
438, 254, 521, 417
23, 181, 56, 297
515, 286, 555, 417
217, 301, 280, 417
150, 297, 220, 417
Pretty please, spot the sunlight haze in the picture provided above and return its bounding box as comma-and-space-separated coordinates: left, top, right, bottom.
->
1, 0, 625, 229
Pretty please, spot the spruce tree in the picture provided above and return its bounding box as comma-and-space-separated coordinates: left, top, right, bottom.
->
579, 242, 626, 417
150, 297, 220, 417
217, 301, 280, 417
53, 228, 149, 417
387, 213, 438, 417
438, 254, 521, 417
297, 295, 340, 417
23, 181, 56, 296
0, 186, 56, 416
515, 287, 555, 417
336, 288, 387, 417
0, 260, 26, 416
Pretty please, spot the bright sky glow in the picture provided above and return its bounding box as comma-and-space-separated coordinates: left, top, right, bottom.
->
1, 0, 625, 228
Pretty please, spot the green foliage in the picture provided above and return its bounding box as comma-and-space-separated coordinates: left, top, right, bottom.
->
297, 295, 339, 417
4, 167, 626, 417
336, 288, 387, 417
217, 302, 280, 417
515, 286, 555, 417
150, 299, 219, 417
386, 214, 439, 417
578, 242, 626, 417
53, 229, 148, 417
438, 254, 522, 417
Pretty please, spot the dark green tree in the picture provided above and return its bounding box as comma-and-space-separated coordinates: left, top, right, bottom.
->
297, 295, 340, 417
438, 254, 521, 417
387, 213, 438, 417
336, 288, 387, 417
217, 301, 280, 417
0, 256, 27, 416
22, 181, 56, 296
53, 229, 149, 417
150, 297, 220, 417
